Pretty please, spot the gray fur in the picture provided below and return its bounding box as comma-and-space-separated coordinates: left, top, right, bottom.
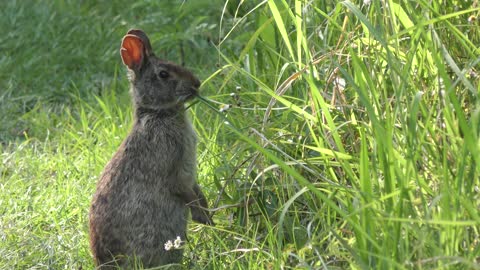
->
89, 29, 213, 269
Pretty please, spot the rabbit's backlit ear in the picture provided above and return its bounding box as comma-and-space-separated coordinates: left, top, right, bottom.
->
120, 35, 144, 70
126, 29, 153, 55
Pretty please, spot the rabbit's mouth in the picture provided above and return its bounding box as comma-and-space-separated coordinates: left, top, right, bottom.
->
176, 87, 198, 103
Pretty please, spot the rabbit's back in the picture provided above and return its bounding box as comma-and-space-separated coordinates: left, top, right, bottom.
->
89, 115, 193, 267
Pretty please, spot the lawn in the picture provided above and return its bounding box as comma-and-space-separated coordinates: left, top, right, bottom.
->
1, 0, 479, 269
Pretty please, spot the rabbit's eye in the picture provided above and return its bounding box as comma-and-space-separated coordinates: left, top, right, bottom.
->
158, 70, 170, 79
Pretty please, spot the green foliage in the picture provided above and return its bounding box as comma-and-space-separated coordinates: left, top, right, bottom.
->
1, 0, 479, 269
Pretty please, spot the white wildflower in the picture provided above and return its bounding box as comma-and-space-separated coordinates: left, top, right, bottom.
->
468, 15, 476, 24
164, 240, 173, 251
219, 104, 231, 112
333, 77, 346, 91
174, 236, 183, 249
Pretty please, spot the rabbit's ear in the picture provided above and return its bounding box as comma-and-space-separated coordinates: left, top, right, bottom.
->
120, 35, 145, 71
126, 29, 153, 55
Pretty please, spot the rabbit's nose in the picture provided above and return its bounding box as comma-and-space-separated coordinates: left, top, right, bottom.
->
193, 78, 201, 89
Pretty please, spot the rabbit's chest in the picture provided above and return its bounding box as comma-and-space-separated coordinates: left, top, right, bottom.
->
131, 116, 197, 185
178, 121, 197, 179
182, 121, 197, 157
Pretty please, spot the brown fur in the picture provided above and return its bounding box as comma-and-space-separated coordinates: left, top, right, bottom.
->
89, 29, 213, 269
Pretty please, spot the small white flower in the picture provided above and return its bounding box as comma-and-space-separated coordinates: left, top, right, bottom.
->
468, 15, 476, 24
164, 240, 173, 251
219, 104, 231, 112
174, 236, 183, 249
333, 77, 346, 91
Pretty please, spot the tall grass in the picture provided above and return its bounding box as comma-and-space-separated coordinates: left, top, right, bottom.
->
0, 0, 479, 269
195, 0, 480, 269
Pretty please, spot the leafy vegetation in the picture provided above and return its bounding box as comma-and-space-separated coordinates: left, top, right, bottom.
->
1, 0, 479, 269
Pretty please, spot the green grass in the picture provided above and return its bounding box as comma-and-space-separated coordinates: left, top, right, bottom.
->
1, 0, 479, 269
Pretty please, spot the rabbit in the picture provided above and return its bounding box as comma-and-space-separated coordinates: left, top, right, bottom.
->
89, 29, 213, 269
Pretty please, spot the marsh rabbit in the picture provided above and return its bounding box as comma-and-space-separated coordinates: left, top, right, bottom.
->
89, 29, 213, 269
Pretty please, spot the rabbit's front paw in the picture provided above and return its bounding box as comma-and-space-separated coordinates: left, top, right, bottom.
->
191, 207, 214, 226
